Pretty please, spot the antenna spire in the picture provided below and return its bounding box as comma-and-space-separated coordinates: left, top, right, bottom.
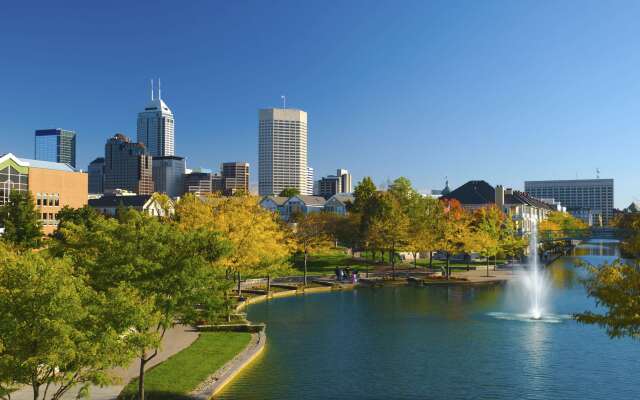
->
281, 95, 286, 109
158, 78, 162, 100
151, 79, 154, 101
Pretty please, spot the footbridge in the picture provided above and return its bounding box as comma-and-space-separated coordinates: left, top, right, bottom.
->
539, 227, 627, 243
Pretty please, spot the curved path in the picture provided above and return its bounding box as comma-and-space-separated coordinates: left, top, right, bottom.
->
10, 325, 199, 400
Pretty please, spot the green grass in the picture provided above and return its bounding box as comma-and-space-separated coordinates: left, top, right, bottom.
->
120, 332, 251, 400
292, 248, 370, 274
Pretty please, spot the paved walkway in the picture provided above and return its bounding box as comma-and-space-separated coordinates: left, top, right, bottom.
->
11, 325, 199, 400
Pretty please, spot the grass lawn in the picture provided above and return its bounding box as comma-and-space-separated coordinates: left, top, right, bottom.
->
120, 332, 251, 400
292, 248, 370, 274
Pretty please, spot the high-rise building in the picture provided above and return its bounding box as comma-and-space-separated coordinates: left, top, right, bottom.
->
137, 81, 175, 157
221, 162, 249, 194
183, 170, 213, 195
34, 129, 77, 167
524, 179, 614, 226
258, 108, 308, 196
306, 167, 314, 195
88, 157, 105, 194
314, 168, 353, 199
0, 153, 87, 234
103, 134, 154, 195
337, 169, 352, 193
153, 156, 185, 198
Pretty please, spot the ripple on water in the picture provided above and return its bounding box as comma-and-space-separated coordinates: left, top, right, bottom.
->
487, 311, 572, 323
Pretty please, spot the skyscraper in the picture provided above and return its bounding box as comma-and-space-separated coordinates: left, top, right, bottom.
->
34, 129, 77, 167
88, 157, 105, 194
103, 133, 154, 195
137, 80, 175, 157
153, 156, 185, 198
221, 162, 250, 194
306, 167, 314, 195
337, 169, 352, 193
258, 108, 308, 196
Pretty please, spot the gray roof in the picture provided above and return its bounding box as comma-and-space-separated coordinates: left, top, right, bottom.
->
293, 195, 326, 206
328, 193, 354, 204
261, 196, 288, 206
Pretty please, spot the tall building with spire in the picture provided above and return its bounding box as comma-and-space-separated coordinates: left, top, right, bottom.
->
137, 80, 175, 157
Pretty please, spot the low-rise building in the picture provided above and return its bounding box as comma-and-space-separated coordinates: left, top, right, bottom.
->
282, 195, 326, 220
0, 153, 87, 234
324, 193, 354, 215
444, 180, 555, 235
89, 194, 174, 217
259, 196, 288, 214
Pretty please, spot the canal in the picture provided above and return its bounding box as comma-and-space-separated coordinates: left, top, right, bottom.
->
218, 240, 639, 400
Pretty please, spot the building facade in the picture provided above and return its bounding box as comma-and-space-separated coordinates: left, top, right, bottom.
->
258, 108, 308, 196
88, 157, 105, 194
34, 129, 77, 167
221, 162, 249, 194
315, 169, 353, 199
306, 167, 314, 195
0, 153, 87, 234
153, 156, 185, 198
524, 179, 614, 226
89, 194, 174, 217
103, 134, 154, 195
183, 170, 213, 195
137, 86, 175, 157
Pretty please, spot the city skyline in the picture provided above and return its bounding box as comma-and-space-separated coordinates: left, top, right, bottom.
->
2, 1, 640, 207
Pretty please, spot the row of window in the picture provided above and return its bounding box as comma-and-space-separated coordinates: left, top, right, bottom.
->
36, 193, 60, 207
40, 212, 59, 226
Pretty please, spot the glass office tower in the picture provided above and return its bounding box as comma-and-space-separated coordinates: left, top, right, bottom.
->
34, 129, 77, 167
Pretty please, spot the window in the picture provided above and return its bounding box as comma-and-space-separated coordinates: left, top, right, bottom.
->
36, 193, 42, 206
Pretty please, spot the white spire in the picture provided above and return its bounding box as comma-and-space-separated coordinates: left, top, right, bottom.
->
158, 78, 161, 100
151, 79, 154, 101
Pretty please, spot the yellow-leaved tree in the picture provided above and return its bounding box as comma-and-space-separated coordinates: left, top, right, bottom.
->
175, 194, 293, 278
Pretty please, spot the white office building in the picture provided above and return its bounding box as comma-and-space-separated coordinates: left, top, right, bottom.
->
137, 81, 175, 157
524, 179, 614, 226
258, 108, 308, 196
306, 167, 314, 195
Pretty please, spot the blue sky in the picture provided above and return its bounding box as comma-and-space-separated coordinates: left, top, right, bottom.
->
1, 0, 638, 207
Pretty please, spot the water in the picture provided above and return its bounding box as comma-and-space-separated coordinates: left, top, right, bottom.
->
218, 240, 638, 400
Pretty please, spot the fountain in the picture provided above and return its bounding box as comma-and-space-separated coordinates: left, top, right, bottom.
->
521, 220, 547, 320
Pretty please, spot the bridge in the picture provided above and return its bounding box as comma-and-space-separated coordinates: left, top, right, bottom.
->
538, 227, 627, 243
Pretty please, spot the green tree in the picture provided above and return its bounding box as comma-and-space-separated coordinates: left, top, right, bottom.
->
0, 244, 153, 400
367, 192, 409, 278
575, 260, 640, 338
405, 196, 442, 268
292, 213, 333, 285
472, 206, 503, 276
278, 188, 300, 198
0, 190, 41, 249
52, 209, 231, 400
388, 176, 418, 209
351, 177, 377, 214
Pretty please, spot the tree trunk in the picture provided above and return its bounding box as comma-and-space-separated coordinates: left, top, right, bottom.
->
414, 252, 418, 268
303, 252, 308, 286
446, 253, 450, 280
267, 274, 271, 297
429, 251, 433, 268
237, 271, 241, 297
138, 354, 146, 400
486, 255, 490, 277
32, 378, 39, 400
466, 254, 470, 271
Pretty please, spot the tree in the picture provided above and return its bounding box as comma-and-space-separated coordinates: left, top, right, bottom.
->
367, 192, 409, 278
351, 177, 377, 214
616, 213, 640, 260
575, 260, 640, 339
175, 194, 293, 278
539, 211, 588, 240
405, 196, 442, 269
472, 206, 504, 276
388, 176, 418, 209
438, 199, 471, 279
278, 188, 300, 198
0, 190, 41, 249
332, 213, 362, 255
53, 205, 100, 242
52, 209, 231, 400
0, 244, 153, 400
291, 213, 333, 285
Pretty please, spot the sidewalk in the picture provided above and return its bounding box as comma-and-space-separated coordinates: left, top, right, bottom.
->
11, 325, 199, 400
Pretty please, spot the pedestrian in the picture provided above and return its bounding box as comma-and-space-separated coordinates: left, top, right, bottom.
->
335, 266, 340, 281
